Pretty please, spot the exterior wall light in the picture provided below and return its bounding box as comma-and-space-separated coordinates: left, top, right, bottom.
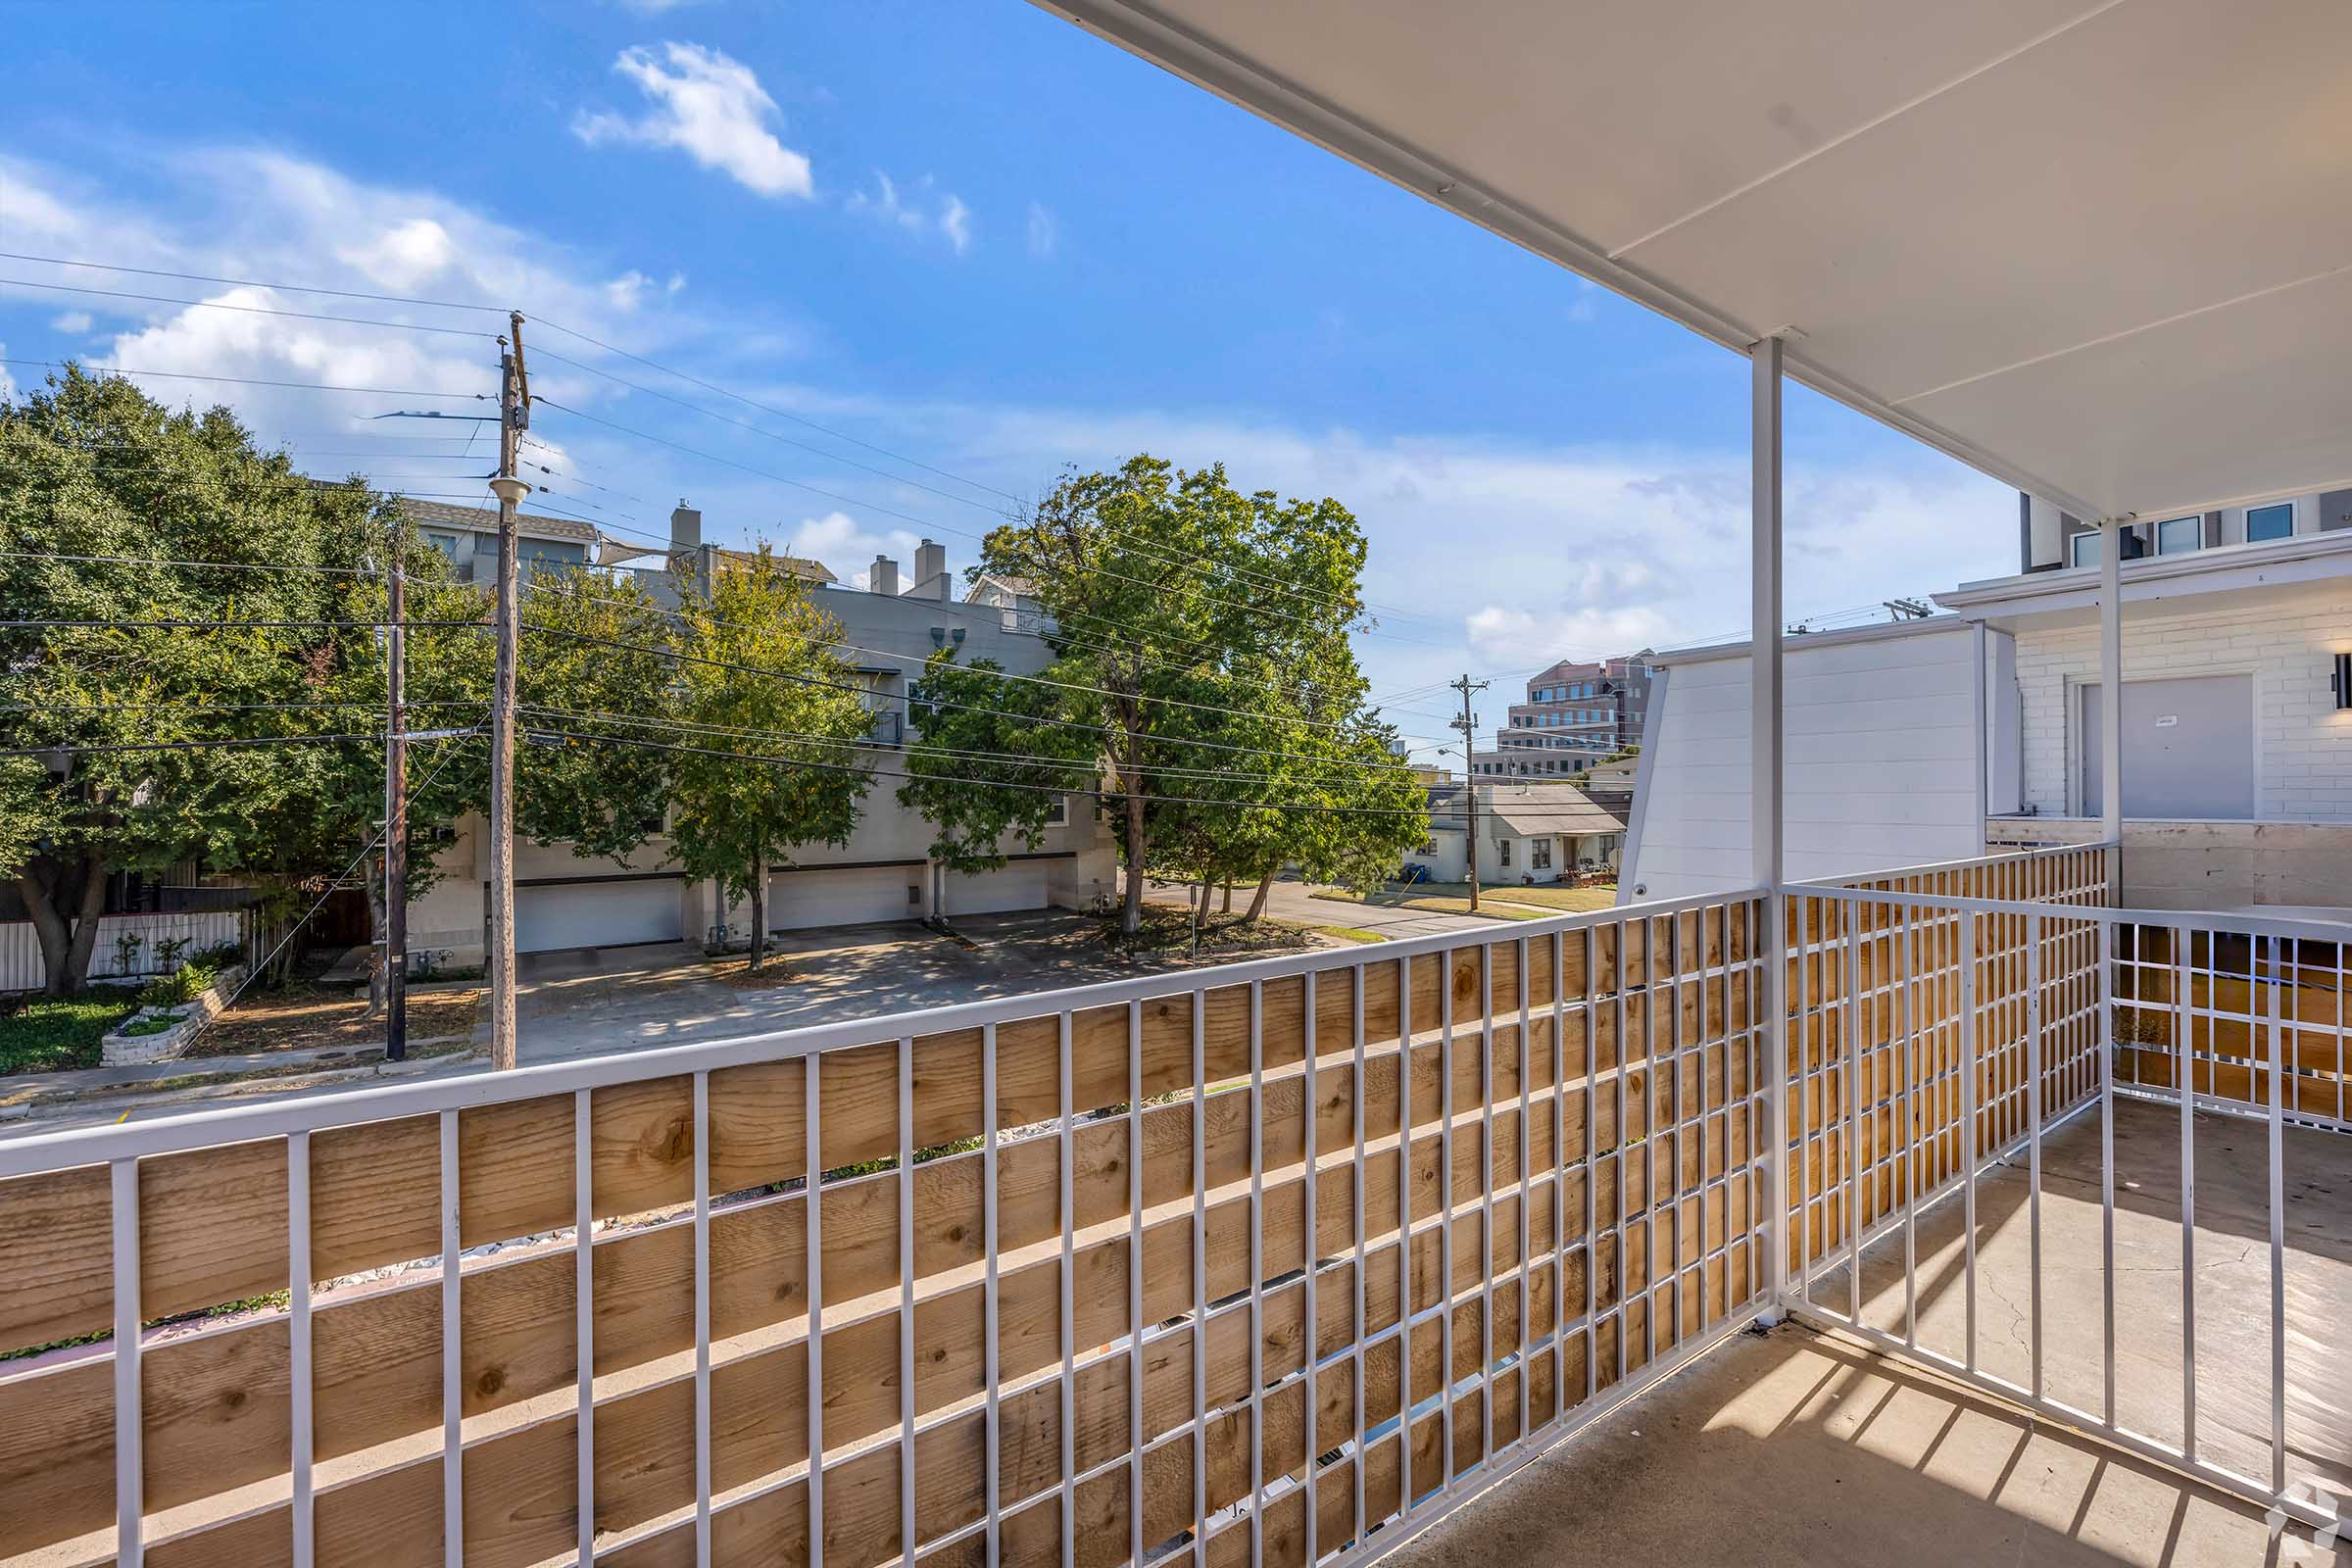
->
2334, 652, 2352, 710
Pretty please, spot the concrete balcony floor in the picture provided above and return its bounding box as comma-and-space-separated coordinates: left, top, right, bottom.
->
1389, 1325, 2347, 1567
1391, 1097, 2352, 1568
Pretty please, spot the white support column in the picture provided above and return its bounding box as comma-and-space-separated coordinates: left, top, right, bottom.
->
1751, 333, 1788, 1321
1971, 619, 1989, 852
2099, 521, 2124, 899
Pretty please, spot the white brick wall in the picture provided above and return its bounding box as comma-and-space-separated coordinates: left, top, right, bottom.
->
2013, 580, 2352, 820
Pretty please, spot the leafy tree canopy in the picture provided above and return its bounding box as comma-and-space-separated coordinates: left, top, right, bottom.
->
899, 455, 1425, 932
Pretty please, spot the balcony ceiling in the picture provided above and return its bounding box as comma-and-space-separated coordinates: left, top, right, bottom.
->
1042, 0, 2352, 522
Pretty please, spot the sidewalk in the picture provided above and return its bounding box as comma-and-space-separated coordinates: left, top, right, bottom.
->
0, 1032, 480, 1132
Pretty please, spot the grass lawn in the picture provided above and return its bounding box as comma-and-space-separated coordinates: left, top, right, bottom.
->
0, 994, 141, 1074
1313, 926, 1391, 944
1479, 884, 1619, 912
1307, 888, 1546, 921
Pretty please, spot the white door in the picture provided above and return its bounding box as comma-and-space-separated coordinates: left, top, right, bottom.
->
945, 862, 1049, 916
515, 878, 683, 954
770, 866, 917, 931
2080, 675, 2255, 819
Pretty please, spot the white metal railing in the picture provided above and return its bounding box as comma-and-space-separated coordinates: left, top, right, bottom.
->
1778, 882, 2351, 1535
0, 885, 1774, 1568
5, 864, 2344, 1558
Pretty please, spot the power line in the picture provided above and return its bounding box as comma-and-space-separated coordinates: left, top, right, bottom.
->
185, 732, 485, 1052
0, 276, 497, 340
0, 549, 377, 578
531, 724, 1452, 818
0, 251, 512, 317
518, 704, 1395, 791
8, 699, 480, 715
521, 573, 1373, 730
0, 356, 492, 402
1, 731, 427, 759
6, 618, 482, 631
518, 620, 1413, 776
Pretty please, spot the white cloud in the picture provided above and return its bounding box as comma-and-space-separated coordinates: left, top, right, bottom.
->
784, 511, 926, 588
612, 0, 710, 13
848, 172, 975, 256
573, 42, 813, 199
899, 401, 2012, 750
334, 217, 458, 291
0, 346, 17, 405
49, 311, 92, 333
0, 146, 763, 513
1025, 201, 1058, 260
940, 196, 972, 257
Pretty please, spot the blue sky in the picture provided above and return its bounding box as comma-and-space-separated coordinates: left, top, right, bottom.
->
0, 0, 2014, 753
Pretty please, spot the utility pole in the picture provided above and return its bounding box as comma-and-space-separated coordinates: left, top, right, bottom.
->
1449, 675, 1489, 911
383, 518, 409, 1061
484, 313, 531, 1070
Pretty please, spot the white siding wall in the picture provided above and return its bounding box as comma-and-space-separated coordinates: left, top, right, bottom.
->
2013, 579, 2352, 820
1626, 625, 1984, 900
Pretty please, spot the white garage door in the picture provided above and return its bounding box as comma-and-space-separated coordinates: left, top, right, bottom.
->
945, 862, 1050, 916
771, 866, 918, 932
515, 878, 683, 954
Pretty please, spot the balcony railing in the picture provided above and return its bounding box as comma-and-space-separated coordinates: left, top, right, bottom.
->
0, 842, 2343, 1563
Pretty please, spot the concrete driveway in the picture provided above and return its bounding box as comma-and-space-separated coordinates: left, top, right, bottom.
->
506, 908, 1329, 1062
1146, 877, 1525, 941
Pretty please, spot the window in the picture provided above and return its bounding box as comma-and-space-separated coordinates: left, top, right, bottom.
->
1419, 838, 1436, 856
2069, 530, 2102, 568
2246, 503, 2293, 543
2155, 515, 2202, 556
1497, 838, 1512, 868
1531, 839, 1552, 870
1043, 794, 1069, 827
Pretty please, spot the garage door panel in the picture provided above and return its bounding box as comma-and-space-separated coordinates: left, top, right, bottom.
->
516, 879, 683, 954
946, 864, 1049, 916
771, 867, 917, 932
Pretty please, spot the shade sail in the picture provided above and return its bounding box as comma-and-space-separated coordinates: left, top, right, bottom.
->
1044, 0, 2352, 522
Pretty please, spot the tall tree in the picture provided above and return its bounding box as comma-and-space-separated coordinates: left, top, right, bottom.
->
0, 368, 675, 995
0, 368, 454, 993
899, 455, 1424, 935
665, 547, 875, 969
514, 565, 676, 858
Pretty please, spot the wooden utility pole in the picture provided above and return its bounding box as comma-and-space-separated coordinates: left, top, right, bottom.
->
383, 519, 409, 1061
1450, 675, 1489, 911
485, 313, 531, 1069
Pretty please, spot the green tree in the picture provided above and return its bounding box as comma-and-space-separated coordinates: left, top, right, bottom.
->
0, 368, 464, 993
899, 455, 1424, 935
0, 368, 674, 996
665, 547, 875, 969
515, 566, 676, 859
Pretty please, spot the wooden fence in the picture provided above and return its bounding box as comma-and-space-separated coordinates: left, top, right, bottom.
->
1780, 844, 2112, 1287
2114, 924, 2351, 1128
0, 891, 1767, 1568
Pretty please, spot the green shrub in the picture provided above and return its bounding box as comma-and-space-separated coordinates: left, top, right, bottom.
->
0, 996, 140, 1074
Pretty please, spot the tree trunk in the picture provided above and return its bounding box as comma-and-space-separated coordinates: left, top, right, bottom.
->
1120, 776, 1147, 937
59, 860, 107, 994
749, 858, 768, 971
1245, 867, 1276, 922
1220, 881, 1232, 914
20, 857, 106, 996
1192, 875, 1208, 955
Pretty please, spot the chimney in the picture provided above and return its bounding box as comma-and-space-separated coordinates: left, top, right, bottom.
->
912, 538, 947, 599
870, 555, 900, 597
670, 499, 702, 553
